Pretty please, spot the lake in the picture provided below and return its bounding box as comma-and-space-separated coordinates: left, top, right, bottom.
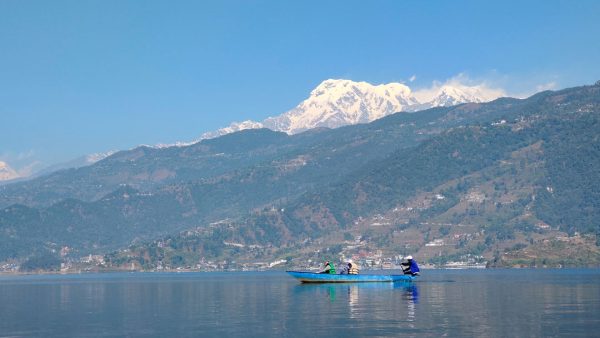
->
1, 269, 599, 337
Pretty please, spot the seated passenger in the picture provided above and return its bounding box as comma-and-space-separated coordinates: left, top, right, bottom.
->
339, 259, 359, 275
319, 261, 336, 274
401, 256, 420, 276
348, 260, 359, 275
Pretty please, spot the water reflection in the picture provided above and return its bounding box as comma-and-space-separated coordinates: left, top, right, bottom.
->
1, 270, 599, 337
348, 285, 358, 318
394, 281, 419, 302
293, 282, 420, 324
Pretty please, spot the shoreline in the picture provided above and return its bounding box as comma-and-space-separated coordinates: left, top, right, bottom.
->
3, 265, 599, 277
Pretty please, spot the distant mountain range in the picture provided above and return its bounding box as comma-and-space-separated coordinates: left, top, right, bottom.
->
0, 152, 118, 184
0, 79, 503, 183
201, 79, 505, 138
31, 151, 117, 178
1, 81, 599, 271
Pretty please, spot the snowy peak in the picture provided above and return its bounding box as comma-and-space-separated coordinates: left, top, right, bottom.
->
419, 84, 504, 108
428, 86, 483, 107
310, 79, 413, 104
261, 79, 420, 134
201, 120, 264, 140
0, 161, 19, 181
201, 78, 505, 139
411, 75, 508, 109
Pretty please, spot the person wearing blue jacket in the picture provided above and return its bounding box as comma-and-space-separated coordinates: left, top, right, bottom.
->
401, 256, 420, 276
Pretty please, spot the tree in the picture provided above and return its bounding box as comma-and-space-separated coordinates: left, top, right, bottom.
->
20, 254, 61, 271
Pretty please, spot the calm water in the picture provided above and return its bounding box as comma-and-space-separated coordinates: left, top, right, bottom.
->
1, 269, 599, 337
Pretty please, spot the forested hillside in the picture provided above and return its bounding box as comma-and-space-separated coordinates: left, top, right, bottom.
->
2, 82, 600, 270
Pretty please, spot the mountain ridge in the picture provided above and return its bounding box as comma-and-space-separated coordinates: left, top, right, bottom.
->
2, 81, 599, 271
201, 78, 505, 139
104, 85, 600, 271
5, 78, 504, 181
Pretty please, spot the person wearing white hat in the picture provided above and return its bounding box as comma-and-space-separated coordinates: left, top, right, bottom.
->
401, 255, 420, 276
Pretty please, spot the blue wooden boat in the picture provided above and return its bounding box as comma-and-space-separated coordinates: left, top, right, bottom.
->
286, 271, 416, 283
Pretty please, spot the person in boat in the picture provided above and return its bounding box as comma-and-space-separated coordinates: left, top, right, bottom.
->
401, 256, 420, 276
339, 260, 359, 275
319, 260, 336, 274
347, 259, 359, 274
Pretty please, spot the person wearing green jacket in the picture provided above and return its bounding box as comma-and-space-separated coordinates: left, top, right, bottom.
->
319, 260, 336, 274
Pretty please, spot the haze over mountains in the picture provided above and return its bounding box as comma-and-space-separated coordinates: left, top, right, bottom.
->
1, 81, 599, 271
32, 151, 117, 178
0, 152, 117, 184
201, 78, 505, 139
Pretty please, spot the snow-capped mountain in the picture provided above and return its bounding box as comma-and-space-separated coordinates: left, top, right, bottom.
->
0, 161, 19, 181
201, 78, 505, 138
261, 79, 419, 134
200, 120, 265, 140
413, 83, 505, 109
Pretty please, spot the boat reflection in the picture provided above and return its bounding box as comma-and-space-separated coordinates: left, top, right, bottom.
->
293, 282, 419, 302
293, 282, 419, 322
293, 281, 394, 294
293, 281, 418, 293
398, 283, 419, 325
396, 282, 419, 304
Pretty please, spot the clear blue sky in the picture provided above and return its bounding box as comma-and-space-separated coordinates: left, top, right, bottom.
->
1, 0, 599, 172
